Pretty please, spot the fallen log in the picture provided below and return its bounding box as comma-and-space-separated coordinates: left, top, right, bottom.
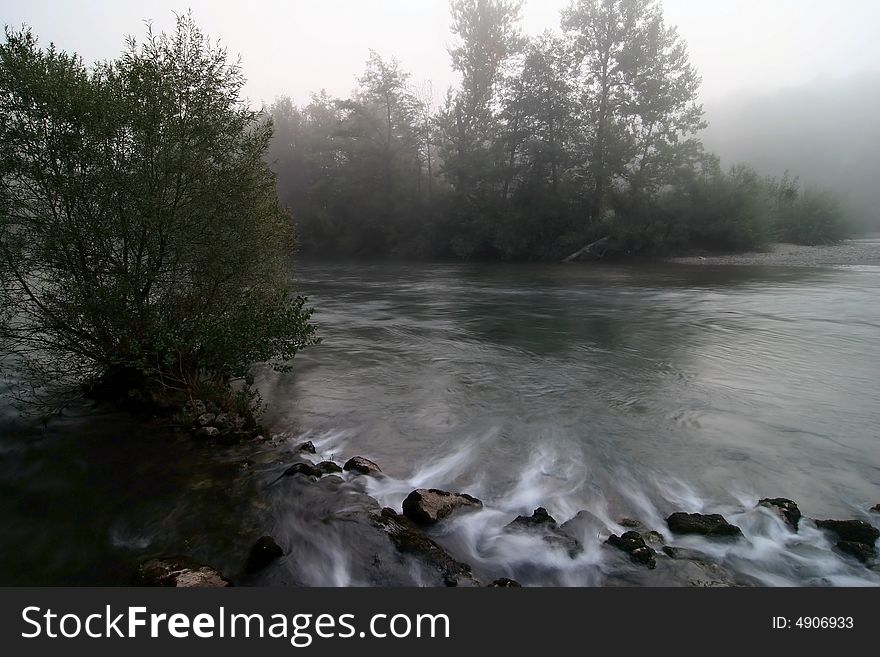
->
562, 236, 610, 263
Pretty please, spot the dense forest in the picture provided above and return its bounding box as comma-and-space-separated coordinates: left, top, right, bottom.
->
267, 0, 852, 261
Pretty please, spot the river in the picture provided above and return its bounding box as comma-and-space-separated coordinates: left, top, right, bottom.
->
1, 261, 879, 585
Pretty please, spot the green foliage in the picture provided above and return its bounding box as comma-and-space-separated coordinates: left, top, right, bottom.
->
0, 16, 318, 408
771, 177, 849, 245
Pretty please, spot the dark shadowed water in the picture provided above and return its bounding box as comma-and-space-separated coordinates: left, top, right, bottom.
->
1, 261, 878, 585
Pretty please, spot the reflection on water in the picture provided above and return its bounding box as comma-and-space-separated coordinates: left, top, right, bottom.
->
1, 261, 879, 585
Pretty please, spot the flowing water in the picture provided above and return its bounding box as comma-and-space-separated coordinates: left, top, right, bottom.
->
1, 261, 879, 585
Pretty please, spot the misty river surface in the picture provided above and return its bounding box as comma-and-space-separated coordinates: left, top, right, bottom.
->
1, 261, 879, 586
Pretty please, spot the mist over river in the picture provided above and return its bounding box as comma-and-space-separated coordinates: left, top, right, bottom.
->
1, 261, 879, 585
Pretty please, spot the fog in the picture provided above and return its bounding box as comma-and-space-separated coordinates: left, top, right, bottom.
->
3, 0, 879, 226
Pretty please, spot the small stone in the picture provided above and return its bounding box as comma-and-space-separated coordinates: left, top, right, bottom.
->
667, 512, 743, 538
343, 456, 383, 477
135, 557, 230, 587
195, 412, 216, 427
759, 498, 802, 530
489, 578, 522, 587
870, 504, 880, 514
194, 426, 220, 439
607, 531, 657, 568
296, 440, 317, 454
402, 489, 483, 525
506, 507, 558, 530
245, 536, 284, 573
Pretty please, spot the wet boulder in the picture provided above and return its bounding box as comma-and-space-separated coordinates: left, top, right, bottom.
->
607, 531, 657, 568
245, 536, 284, 573
194, 426, 220, 439
135, 557, 231, 587
815, 519, 879, 545
316, 461, 343, 475
871, 504, 880, 513
296, 440, 317, 454
667, 512, 743, 538
343, 456, 383, 477
759, 498, 801, 531
402, 489, 483, 525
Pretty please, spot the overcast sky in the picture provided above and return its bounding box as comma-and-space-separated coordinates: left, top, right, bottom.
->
3, 0, 879, 108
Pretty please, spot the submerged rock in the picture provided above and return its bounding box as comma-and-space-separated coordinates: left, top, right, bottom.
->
667, 512, 743, 538
374, 508, 479, 586
316, 461, 343, 475
489, 578, 522, 587
759, 498, 802, 530
871, 504, 880, 513
815, 519, 879, 545
296, 440, 317, 454
343, 456, 383, 477
278, 462, 323, 480
506, 507, 583, 558
245, 536, 284, 573
135, 557, 231, 587
607, 531, 657, 569
402, 489, 483, 525
506, 507, 558, 530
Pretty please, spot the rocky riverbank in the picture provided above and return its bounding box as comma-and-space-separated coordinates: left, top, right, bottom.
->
668, 237, 880, 267
135, 406, 880, 587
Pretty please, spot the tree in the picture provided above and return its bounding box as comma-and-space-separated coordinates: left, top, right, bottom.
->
0, 16, 318, 409
562, 0, 705, 225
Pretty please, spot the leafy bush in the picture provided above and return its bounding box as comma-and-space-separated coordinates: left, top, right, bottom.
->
0, 17, 318, 409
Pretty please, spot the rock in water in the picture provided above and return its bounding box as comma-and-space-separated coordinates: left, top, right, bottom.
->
489, 578, 522, 587
316, 461, 343, 474
278, 462, 323, 479
506, 507, 558, 530
373, 508, 480, 586
607, 531, 657, 568
666, 512, 743, 538
871, 504, 880, 513
296, 440, 316, 454
506, 507, 583, 558
815, 519, 879, 545
759, 498, 802, 531
402, 489, 483, 525
245, 536, 284, 573
135, 557, 231, 587
343, 456, 383, 477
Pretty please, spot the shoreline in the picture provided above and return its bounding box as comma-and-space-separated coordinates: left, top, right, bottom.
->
667, 237, 880, 268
